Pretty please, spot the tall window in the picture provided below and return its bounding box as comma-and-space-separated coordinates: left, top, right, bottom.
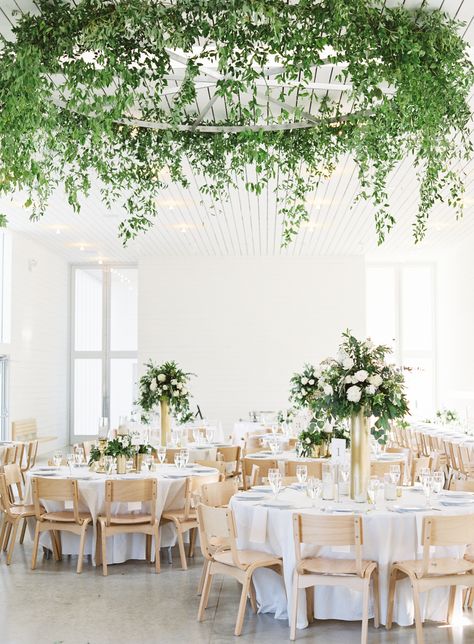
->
0, 231, 12, 343
0, 356, 8, 440
366, 263, 436, 418
71, 266, 138, 438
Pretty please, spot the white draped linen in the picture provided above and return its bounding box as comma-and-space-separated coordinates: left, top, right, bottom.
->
24, 464, 218, 565
230, 487, 474, 630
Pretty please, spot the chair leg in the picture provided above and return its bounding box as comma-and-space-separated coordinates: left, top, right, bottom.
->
6, 520, 19, 565
154, 527, 161, 573
50, 531, 60, 561
447, 586, 457, 624
235, 577, 250, 636
188, 527, 197, 558
145, 534, 151, 562
412, 583, 424, 644
0, 516, 7, 553
469, 587, 474, 609
372, 570, 380, 628
31, 522, 41, 570
3, 522, 12, 551
101, 523, 108, 576
361, 580, 370, 644
289, 572, 300, 641
386, 567, 398, 630
19, 518, 27, 545
77, 523, 88, 574
197, 559, 210, 596
176, 530, 187, 570
249, 577, 257, 613
197, 567, 213, 621
305, 585, 314, 624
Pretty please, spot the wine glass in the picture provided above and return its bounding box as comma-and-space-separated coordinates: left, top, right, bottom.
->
205, 427, 214, 444
368, 476, 380, 506
389, 464, 401, 486
174, 453, 184, 469
306, 477, 322, 508
104, 455, 114, 475
267, 468, 280, 485
180, 448, 190, 467
422, 474, 434, 507
192, 428, 201, 444
53, 451, 63, 468
296, 465, 308, 486
340, 462, 350, 496
270, 472, 282, 499
66, 453, 75, 475
144, 453, 153, 472
74, 446, 85, 466
432, 471, 444, 494
157, 446, 166, 465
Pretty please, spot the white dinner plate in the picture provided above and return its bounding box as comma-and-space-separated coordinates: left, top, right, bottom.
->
439, 498, 474, 506
251, 485, 272, 492
33, 466, 60, 472
234, 494, 266, 501
391, 505, 427, 512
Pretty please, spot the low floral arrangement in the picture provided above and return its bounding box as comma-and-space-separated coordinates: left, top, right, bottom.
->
290, 364, 324, 409
88, 435, 134, 464
297, 417, 326, 458
435, 408, 459, 425
137, 360, 193, 420
277, 408, 296, 426
311, 331, 409, 443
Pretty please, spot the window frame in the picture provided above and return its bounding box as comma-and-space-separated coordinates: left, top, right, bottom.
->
69, 264, 138, 442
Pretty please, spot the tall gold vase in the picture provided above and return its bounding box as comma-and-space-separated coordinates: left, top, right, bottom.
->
350, 409, 370, 502
160, 398, 170, 447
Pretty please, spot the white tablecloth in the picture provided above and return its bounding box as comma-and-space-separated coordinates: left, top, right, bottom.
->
233, 421, 267, 444
231, 487, 474, 630
25, 463, 218, 565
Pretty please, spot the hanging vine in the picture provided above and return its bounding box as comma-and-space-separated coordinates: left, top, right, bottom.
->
0, 0, 471, 244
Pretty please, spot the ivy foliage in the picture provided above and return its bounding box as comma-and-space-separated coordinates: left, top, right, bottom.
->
0, 0, 472, 244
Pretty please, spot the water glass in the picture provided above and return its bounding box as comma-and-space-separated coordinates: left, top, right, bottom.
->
74, 446, 85, 465
157, 446, 166, 464
339, 462, 350, 496
174, 453, 184, 469
384, 473, 397, 501
296, 465, 308, 486
53, 451, 63, 468
270, 473, 283, 498
205, 427, 214, 443
104, 455, 114, 474
193, 428, 201, 444
144, 454, 153, 472
267, 468, 280, 485
389, 464, 401, 486
432, 471, 444, 494
306, 477, 322, 508
422, 474, 434, 506
180, 448, 190, 467
368, 476, 380, 506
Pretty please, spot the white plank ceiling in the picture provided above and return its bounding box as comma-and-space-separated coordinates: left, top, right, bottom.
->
0, 0, 473, 262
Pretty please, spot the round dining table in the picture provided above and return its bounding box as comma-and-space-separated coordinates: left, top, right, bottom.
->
230, 484, 474, 630
24, 462, 219, 565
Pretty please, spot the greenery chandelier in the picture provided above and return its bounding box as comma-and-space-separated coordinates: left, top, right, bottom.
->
0, 0, 472, 245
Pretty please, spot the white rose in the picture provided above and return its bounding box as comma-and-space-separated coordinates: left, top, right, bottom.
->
366, 385, 376, 395
157, 374, 166, 382
355, 369, 368, 382
337, 349, 348, 362
305, 437, 311, 444
181, 387, 187, 395
171, 379, 177, 386
347, 385, 362, 403
176, 382, 183, 389
368, 374, 383, 387
162, 384, 168, 390
309, 379, 315, 385
301, 377, 308, 385
323, 384, 333, 396
314, 365, 323, 378
344, 375, 354, 384
149, 381, 157, 391
300, 388, 306, 395
323, 422, 333, 434
342, 357, 354, 370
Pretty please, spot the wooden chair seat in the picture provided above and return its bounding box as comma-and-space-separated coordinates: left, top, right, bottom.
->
297, 556, 376, 577
162, 509, 197, 524
213, 548, 281, 569
392, 557, 474, 579
41, 510, 92, 524
8, 504, 36, 517
103, 512, 153, 525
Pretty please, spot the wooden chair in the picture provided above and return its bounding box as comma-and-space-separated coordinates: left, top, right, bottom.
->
449, 479, 474, 492
12, 418, 57, 445
31, 477, 92, 574
0, 474, 36, 564
241, 458, 278, 490
195, 460, 227, 478
2, 464, 31, 545
290, 513, 379, 642
386, 515, 474, 644
285, 460, 322, 479
196, 503, 283, 636
370, 460, 405, 481
411, 456, 431, 486
161, 473, 220, 569
165, 448, 185, 464
2, 444, 21, 466
217, 446, 241, 478
98, 478, 160, 576
200, 479, 239, 507
243, 434, 266, 454
20, 441, 38, 481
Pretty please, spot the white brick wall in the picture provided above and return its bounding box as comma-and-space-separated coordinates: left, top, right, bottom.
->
138, 256, 366, 432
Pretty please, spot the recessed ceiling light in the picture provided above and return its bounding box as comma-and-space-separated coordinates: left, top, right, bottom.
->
80, 245, 85, 251
98, 258, 103, 265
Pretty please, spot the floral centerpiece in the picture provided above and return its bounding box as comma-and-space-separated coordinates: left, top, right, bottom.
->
137, 360, 194, 446
436, 408, 459, 425
296, 417, 327, 458
89, 435, 134, 474
290, 364, 323, 409
314, 331, 409, 501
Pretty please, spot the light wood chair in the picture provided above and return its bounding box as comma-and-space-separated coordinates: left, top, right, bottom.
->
0, 474, 36, 564
241, 458, 278, 490
165, 448, 185, 464
196, 503, 283, 636
12, 418, 57, 445
98, 478, 160, 576
217, 446, 241, 478
3, 464, 30, 545
20, 440, 38, 481
285, 460, 322, 479
449, 479, 474, 492
31, 477, 92, 574
2, 444, 22, 466
411, 456, 431, 485
386, 514, 474, 644
161, 473, 220, 569
195, 460, 227, 478
201, 479, 239, 507
243, 434, 266, 454
370, 460, 405, 481
290, 513, 379, 642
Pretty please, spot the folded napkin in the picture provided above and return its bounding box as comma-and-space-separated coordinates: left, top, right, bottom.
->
249, 507, 268, 543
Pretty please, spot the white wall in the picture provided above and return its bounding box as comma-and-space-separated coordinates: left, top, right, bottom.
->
139, 256, 366, 431
437, 236, 474, 419
0, 233, 69, 449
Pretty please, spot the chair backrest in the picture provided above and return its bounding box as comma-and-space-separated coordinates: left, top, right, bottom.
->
196, 503, 242, 567
449, 479, 474, 492
22, 440, 38, 472
165, 448, 183, 464
195, 460, 227, 476
217, 446, 241, 462
200, 479, 239, 507
242, 457, 278, 482
31, 477, 81, 522
0, 474, 14, 516
12, 419, 38, 442
421, 515, 474, 576
3, 463, 24, 502
82, 441, 96, 462
243, 434, 265, 453
2, 445, 17, 466
104, 478, 157, 526
370, 459, 405, 481
285, 460, 322, 478
293, 513, 364, 576
411, 455, 430, 485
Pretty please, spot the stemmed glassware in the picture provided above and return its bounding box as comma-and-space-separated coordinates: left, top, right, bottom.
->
74, 446, 85, 466
180, 448, 190, 467
389, 464, 401, 486
296, 465, 308, 486
368, 476, 380, 507
339, 462, 350, 496
205, 427, 214, 444
66, 452, 75, 475
144, 453, 154, 472
268, 470, 283, 499
421, 473, 434, 507
104, 455, 114, 475
53, 451, 63, 468
157, 446, 166, 465
432, 471, 445, 494
306, 477, 322, 508
174, 453, 184, 469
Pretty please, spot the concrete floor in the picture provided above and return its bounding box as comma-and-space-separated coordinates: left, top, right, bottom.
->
1, 543, 474, 644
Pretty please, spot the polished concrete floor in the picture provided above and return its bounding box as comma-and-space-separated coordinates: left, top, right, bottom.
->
1, 542, 474, 644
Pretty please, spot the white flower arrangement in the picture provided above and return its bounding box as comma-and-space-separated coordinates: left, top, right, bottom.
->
137, 360, 194, 420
